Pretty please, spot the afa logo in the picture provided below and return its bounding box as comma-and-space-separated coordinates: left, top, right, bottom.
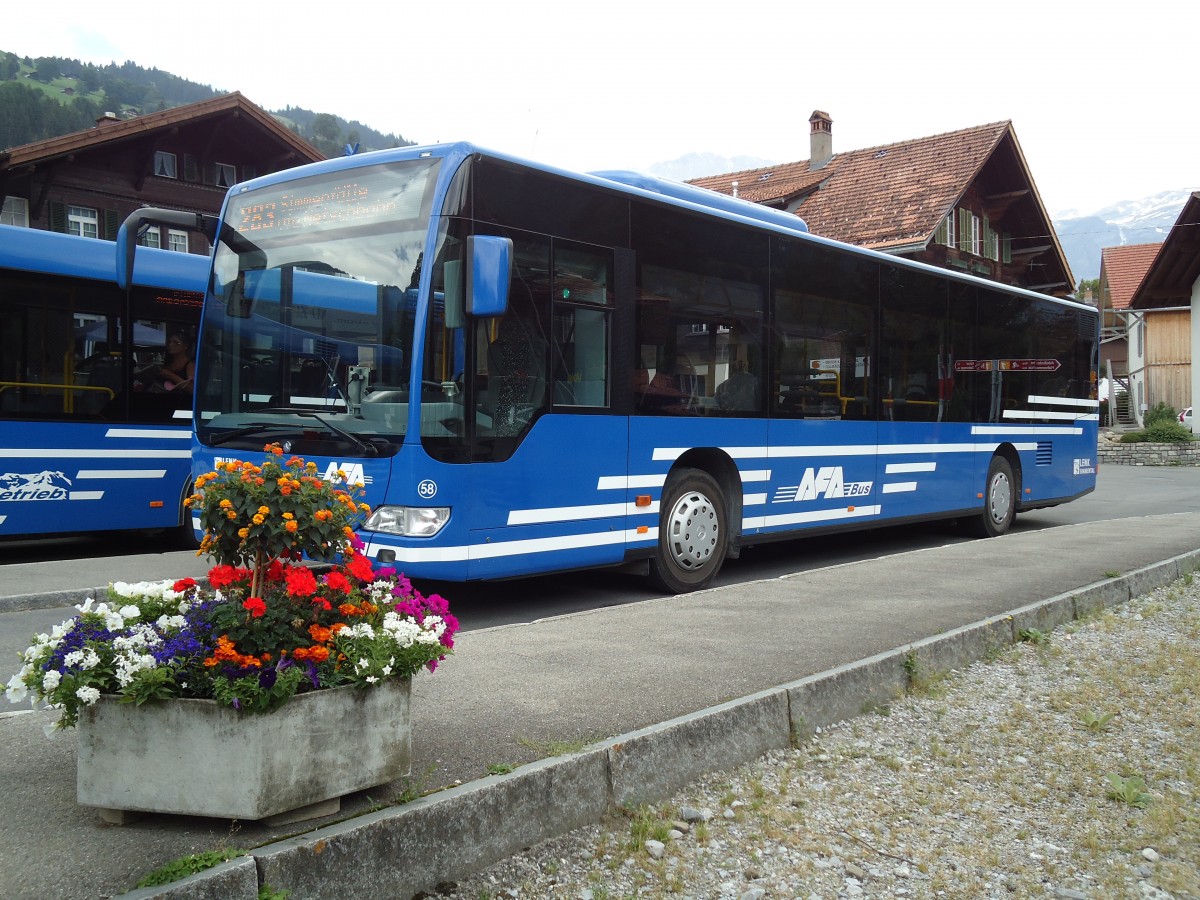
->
772, 466, 873, 503
322, 462, 371, 487
0, 470, 71, 502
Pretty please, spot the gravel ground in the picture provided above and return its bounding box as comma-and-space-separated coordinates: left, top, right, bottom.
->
436, 577, 1200, 900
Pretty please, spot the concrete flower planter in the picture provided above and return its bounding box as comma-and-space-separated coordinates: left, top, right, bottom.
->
77, 678, 411, 824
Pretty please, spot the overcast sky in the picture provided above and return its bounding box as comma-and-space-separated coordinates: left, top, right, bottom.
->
7, 1, 1195, 219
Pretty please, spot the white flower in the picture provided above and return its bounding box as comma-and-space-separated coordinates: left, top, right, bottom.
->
381, 665, 393, 676
118, 605, 141, 621
76, 686, 101, 705
78, 649, 101, 670
156, 614, 187, 630
42, 670, 62, 692
5, 673, 28, 704
365, 676, 379, 684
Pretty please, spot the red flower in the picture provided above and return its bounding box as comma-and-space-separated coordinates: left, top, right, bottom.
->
345, 553, 375, 583
324, 571, 353, 594
172, 578, 197, 593
209, 564, 252, 590
285, 565, 319, 598
242, 597, 267, 618
266, 559, 288, 583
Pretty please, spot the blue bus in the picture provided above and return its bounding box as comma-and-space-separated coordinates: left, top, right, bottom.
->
0, 224, 206, 542
135, 143, 1099, 591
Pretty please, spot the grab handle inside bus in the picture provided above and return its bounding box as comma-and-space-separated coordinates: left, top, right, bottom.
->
465, 235, 512, 318
116, 208, 219, 289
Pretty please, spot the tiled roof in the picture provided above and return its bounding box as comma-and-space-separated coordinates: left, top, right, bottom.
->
0, 91, 320, 168
1101, 243, 1162, 310
689, 121, 1013, 251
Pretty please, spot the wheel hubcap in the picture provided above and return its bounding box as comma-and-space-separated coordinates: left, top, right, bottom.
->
666, 491, 719, 571
989, 473, 1012, 524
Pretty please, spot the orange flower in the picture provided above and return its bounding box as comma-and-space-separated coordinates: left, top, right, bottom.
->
285, 520, 299, 533
308, 624, 333, 643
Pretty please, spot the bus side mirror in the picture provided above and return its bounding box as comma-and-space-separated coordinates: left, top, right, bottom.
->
116, 208, 218, 289
465, 235, 511, 318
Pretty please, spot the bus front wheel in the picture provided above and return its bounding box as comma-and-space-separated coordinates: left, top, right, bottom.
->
649, 469, 728, 594
968, 456, 1016, 538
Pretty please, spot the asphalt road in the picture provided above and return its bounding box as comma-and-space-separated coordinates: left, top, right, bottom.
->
1, 465, 1198, 900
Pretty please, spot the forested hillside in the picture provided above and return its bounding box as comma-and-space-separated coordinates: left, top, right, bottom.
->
0, 51, 412, 157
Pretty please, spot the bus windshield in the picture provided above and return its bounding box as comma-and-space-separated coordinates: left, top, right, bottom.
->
196, 158, 441, 453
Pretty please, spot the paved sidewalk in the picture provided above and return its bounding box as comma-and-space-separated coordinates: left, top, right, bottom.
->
2, 513, 1198, 899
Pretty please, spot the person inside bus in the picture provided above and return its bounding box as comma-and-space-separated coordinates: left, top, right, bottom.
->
155, 332, 195, 392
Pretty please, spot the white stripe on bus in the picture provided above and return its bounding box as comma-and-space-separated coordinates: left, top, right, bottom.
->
104, 428, 191, 440
76, 470, 168, 479
885, 462, 937, 473
882, 482, 918, 494
0, 449, 190, 458
67, 492, 104, 500
1027, 395, 1100, 408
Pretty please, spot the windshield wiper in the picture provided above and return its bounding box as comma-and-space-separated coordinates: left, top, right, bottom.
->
292, 411, 379, 457
209, 422, 289, 446
208, 411, 380, 457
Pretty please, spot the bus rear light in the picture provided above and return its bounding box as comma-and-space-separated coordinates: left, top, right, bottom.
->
364, 505, 450, 538
637, 525, 649, 534
149, 500, 164, 508
635, 495, 651, 507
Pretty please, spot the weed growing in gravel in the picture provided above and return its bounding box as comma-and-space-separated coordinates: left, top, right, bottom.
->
1079, 710, 1116, 732
1018, 627, 1050, 646
486, 763, 517, 775
1104, 773, 1152, 807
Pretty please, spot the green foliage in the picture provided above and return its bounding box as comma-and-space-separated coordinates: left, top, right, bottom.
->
1144, 401, 1178, 427
0, 49, 413, 153
1018, 628, 1050, 646
486, 763, 517, 775
1104, 773, 1151, 808
1120, 421, 1195, 443
259, 886, 291, 900
136, 849, 245, 888
1079, 710, 1116, 732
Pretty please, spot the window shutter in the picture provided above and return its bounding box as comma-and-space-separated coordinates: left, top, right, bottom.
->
49, 201, 66, 233
957, 208, 970, 252
183, 154, 199, 182
103, 209, 119, 240
1001, 234, 1012, 265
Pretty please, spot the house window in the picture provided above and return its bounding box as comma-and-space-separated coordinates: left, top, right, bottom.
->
935, 212, 955, 248
214, 163, 236, 188
970, 214, 981, 256
139, 226, 162, 249
68, 205, 99, 239
167, 229, 189, 253
1, 196, 29, 227
154, 151, 177, 179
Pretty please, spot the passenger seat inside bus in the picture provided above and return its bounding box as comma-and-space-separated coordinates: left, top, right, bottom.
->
485, 316, 546, 434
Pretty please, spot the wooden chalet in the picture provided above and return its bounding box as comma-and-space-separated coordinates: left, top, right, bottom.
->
1095, 243, 1162, 426
1128, 192, 1200, 429
689, 111, 1074, 297
0, 92, 323, 252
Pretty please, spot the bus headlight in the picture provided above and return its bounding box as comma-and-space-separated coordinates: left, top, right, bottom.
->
364, 505, 450, 538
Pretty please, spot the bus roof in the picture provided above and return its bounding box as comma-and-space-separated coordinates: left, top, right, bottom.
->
224, 142, 1097, 316
0, 224, 208, 292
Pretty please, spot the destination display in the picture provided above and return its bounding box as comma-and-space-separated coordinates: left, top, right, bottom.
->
227, 161, 437, 239
954, 358, 1061, 372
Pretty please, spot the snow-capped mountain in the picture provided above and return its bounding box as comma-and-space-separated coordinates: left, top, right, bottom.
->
1053, 189, 1194, 284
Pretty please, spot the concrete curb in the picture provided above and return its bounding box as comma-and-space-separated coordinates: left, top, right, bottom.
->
122, 549, 1200, 899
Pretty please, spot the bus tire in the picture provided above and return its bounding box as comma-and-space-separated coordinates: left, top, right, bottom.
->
649, 469, 728, 594
968, 455, 1016, 538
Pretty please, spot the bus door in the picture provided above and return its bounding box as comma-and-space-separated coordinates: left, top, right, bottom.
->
461, 238, 626, 579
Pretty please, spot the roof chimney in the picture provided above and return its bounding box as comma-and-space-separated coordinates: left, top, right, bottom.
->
95, 111, 119, 127
809, 110, 833, 171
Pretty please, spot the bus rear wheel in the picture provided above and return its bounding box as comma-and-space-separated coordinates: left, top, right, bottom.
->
968, 455, 1016, 538
649, 469, 728, 594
